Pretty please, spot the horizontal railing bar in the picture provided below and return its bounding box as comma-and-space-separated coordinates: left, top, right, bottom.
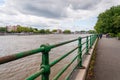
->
26, 68, 44, 80
53, 55, 78, 80
82, 41, 86, 45
0, 47, 44, 64
50, 39, 78, 49
50, 36, 92, 49
0, 36, 91, 65
82, 47, 86, 52
50, 46, 78, 67
81, 36, 87, 39
0, 35, 98, 80
65, 62, 79, 80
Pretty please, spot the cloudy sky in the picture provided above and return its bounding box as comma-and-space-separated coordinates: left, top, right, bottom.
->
0, 0, 120, 31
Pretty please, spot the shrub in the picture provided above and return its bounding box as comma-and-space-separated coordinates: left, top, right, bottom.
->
117, 33, 120, 40
108, 33, 116, 37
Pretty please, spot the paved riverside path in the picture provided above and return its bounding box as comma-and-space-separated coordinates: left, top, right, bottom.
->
93, 37, 120, 80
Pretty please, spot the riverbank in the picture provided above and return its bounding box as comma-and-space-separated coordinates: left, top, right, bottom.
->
0, 33, 89, 36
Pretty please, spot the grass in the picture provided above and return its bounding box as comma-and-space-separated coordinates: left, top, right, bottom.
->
86, 38, 98, 80
85, 48, 96, 80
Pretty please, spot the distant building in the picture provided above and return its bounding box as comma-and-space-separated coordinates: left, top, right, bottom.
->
56, 29, 62, 34
6, 25, 18, 32
53, 29, 62, 34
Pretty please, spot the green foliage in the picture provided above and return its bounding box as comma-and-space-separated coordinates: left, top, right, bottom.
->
45, 29, 51, 34
0, 27, 6, 32
39, 29, 46, 34
94, 5, 120, 34
117, 33, 120, 37
88, 30, 96, 34
63, 30, 71, 34
17, 26, 35, 33
108, 33, 116, 37
80, 30, 86, 32
52, 29, 57, 33
117, 33, 120, 40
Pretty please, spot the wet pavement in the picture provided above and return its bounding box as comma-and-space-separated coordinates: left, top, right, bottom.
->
94, 37, 120, 80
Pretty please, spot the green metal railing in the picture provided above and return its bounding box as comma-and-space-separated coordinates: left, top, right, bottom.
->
0, 34, 98, 80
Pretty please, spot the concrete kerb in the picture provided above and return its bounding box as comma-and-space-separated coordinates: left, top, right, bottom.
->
71, 38, 98, 80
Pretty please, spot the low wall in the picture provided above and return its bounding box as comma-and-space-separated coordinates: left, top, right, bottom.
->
70, 38, 98, 80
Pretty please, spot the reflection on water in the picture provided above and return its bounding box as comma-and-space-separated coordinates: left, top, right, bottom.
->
0, 34, 88, 80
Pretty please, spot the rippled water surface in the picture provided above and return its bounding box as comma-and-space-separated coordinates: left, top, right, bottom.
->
0, 34, 88, 80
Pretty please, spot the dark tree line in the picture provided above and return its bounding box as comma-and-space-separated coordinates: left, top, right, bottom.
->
94, 5, 120, 35
0, 26, 72, 34
0, 27, 6, 32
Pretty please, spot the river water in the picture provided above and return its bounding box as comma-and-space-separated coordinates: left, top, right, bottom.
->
0, 34, 88, 80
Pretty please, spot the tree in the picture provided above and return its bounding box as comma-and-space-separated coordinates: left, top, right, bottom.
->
45, 29, 51, 34
113, 16, 120, 33
52, 29, 57, 33
63, 30, 71, 34
0, 27, 6, 32
94, 5, 120, 34
39, 29, 46, 34
80, 30, 86, 33
17, 26, 24, 33
17, 26, 37, 33
88, 30, 96, 34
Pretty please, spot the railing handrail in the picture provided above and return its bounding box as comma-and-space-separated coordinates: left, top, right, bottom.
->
0, 34, 98, 80
0, 47, 44, 64
0, 38, 78, 64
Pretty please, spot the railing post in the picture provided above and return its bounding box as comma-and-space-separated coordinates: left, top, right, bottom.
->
92, 35, 94, 45
93, 35, 96, 43
40, 44, 51, 80
86, 36, 89, 54
90, 35, 92, 48
78, 37, 84, 68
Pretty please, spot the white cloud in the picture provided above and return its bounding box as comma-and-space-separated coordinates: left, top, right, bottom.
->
0, 0, 120, 31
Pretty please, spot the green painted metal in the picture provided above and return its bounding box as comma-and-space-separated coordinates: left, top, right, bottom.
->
82, 47, 86, 52
90, 35, 92, 48
50, 46, 78, 67
50, 38, 78, 49
86, 36, 89, 54
65, 64, 78, 80
65, 56, 81, 80
53, 55, 78, 80
81, 41, 86, 45
0, 35, 98, 80
40, 45, 51, 80
26, 68, 44, 80
0, 48, 44, 64
78, 37, 83, 67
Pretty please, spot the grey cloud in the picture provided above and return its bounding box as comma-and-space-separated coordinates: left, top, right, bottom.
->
22, 4, 65, 18
70, 0, 101, 10
3, 0, 102, 19
9, 0, 69, 18
6, 0, 102, 18
1, 0, 119, 20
